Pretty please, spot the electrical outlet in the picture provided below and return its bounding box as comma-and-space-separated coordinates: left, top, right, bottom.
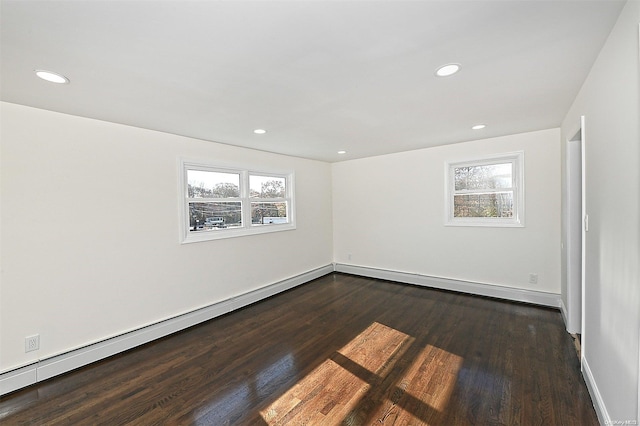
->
348, 253, 352, 261
25, 334, 40, 353
528, 273, 538, 284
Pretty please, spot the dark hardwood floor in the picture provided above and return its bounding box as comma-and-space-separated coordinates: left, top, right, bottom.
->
0, 273, 597, 425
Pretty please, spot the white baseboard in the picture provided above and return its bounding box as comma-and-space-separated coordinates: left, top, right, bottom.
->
334, 263, 561, 308
0, 364, 37, 396
0, 264, 333, 397
582, 355, 609, 425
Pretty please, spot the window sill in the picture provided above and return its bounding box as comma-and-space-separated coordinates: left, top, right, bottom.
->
181, 223, 296, 244
444, 219, 524, 228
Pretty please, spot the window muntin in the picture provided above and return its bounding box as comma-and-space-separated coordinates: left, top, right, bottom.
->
180, 161, 295, 242
445, 153, 524, 227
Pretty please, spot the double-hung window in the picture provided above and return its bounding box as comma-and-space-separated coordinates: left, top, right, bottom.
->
180, 160, 295, 243
445, 152, 524, 227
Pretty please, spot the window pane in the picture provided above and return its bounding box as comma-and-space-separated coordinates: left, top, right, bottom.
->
454, 163, 512, 191
189, 202, 242, 231
251, 202, 288, 225
250, 175, 286, 198
187, 170, 240, 198
454, 192, 513, 218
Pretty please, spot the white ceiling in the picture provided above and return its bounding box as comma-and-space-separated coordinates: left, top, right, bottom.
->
1, 0, 625, 162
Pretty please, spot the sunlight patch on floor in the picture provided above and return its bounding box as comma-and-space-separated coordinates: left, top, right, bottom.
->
260, 322, 465, 424
381, 343, 464, 423
260, 322, 413, 424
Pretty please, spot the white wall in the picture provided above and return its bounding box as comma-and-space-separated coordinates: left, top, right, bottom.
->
332, 128, 561, 294
561, 1, 639, 422
0, 102, 333, 373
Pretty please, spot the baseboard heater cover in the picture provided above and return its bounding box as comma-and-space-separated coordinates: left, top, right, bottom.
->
0, 264, 334, 397
334, 263, 561, 308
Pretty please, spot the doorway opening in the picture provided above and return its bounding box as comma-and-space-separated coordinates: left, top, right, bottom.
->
565, 116, 586, 362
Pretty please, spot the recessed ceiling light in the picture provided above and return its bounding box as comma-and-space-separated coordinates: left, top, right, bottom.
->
471, 124, 486, 130
435, 63, 461, 77
35, 70, 69, 84
337, 151, 347, 154
253, 129, 267, 134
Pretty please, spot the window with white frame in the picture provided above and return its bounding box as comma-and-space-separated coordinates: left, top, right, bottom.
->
180, 160, 295, 243
445, 152, 524, 227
